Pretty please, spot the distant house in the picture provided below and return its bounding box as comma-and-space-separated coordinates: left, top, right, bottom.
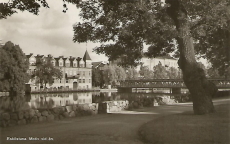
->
26, 50, 92, 91
136, 55, 178, 71
109, 54, 178, 72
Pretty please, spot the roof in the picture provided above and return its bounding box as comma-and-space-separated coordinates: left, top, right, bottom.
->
92, 62, 101, 68
83, 50, 91, 61
92, 61, 108, 69
26, 53, 33, 59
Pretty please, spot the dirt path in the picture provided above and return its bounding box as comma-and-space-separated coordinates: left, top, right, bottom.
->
1, 98, 228, 144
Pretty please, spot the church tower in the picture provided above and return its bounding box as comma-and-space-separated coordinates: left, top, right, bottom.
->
83, 50, 92, 68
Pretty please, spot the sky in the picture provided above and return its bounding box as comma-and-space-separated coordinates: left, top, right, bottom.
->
0, 0, 108, 62
0, 0, 208, 66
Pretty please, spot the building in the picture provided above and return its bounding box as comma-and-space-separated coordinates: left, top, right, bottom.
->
92, 61, 109, 71
109, 54, 178, 72
136, 55, 178, 71
26, 50, 92, 91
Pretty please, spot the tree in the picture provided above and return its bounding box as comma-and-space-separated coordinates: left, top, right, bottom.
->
0, 0, 49, 19
207, 67, 222, 79
32, 57, 62, 89
92, 68, 103, 87
72, 0, 230, 114
102, 65, 115, 86
139, 65, 154, 79
71, 0, 229, 114
126, 68, 139, 80
193, 5, 230, 77
153, 62, 169, 79
114, 66, 126, 83
167, 67, 180, 79
0, 41, 30, 97
102, 65, 126, 87
1, 0, 229, 114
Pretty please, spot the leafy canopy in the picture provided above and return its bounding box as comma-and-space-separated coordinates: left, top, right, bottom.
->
1, 0, 229, 74
72, 0, 229, 72
32, 57, 62, 88
0, 41, 30, 96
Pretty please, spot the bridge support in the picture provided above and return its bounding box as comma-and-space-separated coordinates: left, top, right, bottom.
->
171, 88, 181, 94
117, 87, 133, 93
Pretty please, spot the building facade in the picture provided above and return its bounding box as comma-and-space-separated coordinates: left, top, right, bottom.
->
136, 55, 178, 71
26, 50, 92, 91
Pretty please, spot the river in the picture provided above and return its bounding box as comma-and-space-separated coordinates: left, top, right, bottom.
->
27, 88, 190, 109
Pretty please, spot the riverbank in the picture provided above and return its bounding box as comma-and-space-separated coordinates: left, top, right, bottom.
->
138, 97, 230, 144
30, 88, 119, 94
30, 88, 100, 94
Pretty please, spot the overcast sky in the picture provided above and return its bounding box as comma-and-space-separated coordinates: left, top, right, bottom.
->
0, 0, 108, 62
0, 0, 208, 66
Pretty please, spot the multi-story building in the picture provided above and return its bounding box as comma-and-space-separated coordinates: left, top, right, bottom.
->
109, 54, 178, 72
26, 50, 92, 91
136, 55, 178, 71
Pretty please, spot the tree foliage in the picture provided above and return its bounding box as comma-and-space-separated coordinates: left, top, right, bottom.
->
207, 67, 222, 79
0, 0, 49, 19
0, 41, 30, 97
167, 67, 180, 79
92, 68, 103, 87
102, 65, 127, 87
32, 57, 62, 88
153, 62, 169, 79
139, 65, 154, 79
126, 67, 139, 80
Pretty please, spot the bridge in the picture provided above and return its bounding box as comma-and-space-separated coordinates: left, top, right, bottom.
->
117, 79, 230, 93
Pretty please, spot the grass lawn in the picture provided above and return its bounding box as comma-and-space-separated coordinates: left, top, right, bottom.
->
139, 101, 230, 144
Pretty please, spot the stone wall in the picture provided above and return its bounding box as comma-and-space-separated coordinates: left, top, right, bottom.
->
0, 100, 129, 127
0, 103, 98, 128
98, 100, 129, 113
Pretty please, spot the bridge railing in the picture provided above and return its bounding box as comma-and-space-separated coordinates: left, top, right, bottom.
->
118, 79, 230, 89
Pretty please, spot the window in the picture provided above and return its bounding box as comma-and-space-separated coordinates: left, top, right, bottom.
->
83, 71, 85, 76
66, 80, 68, 83
89, 79, 91, 83
83, 79, 85, 83
89, 71, 91, 76
79, 79, 81, 83
66, 63, 70, 67
59, 62, 63, 66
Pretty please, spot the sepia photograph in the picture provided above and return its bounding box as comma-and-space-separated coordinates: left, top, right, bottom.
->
0, 0, 229, 144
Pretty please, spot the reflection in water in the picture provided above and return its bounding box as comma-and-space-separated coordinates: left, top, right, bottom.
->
27, 90, 189, 109
29, 92, 94, 109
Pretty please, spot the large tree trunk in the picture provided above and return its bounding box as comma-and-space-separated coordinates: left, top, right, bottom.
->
166, 0, 217, 114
